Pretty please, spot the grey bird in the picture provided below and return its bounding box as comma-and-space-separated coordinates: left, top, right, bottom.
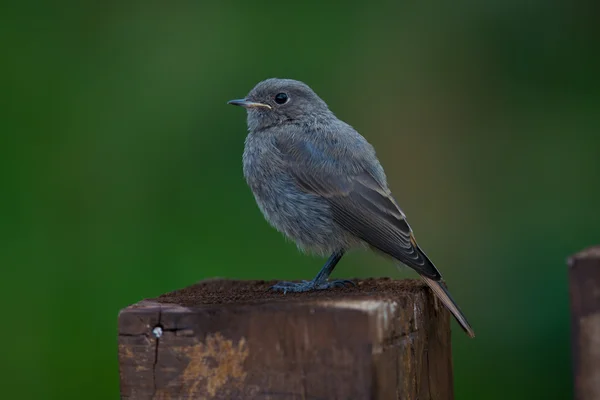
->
228, 78, 475, 338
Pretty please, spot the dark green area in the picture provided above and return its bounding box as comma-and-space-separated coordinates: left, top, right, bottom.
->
2, 1, 598, 398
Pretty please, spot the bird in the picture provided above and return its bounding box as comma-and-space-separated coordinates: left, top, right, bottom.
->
228, 78, 474, 338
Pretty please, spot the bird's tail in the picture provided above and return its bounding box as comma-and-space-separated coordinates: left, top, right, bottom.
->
421, 275, 475, 338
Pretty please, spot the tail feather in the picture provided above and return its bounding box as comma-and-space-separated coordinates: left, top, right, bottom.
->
421, 275, 475, 338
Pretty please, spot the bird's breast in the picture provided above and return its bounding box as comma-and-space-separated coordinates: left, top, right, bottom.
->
242, 136, 346, 254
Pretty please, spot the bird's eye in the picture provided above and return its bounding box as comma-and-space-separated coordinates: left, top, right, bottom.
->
274, 93, 288, 104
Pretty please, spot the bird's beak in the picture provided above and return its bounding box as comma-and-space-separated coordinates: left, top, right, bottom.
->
227, 99, 272, 110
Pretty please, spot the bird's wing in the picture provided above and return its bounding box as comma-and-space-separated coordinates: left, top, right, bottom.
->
275, 135, 442, 280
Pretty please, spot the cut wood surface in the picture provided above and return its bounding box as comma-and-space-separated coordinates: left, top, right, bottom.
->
569, 245, 600, 400
118, 278, 453, 400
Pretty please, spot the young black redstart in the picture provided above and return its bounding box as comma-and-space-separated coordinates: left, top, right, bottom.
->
228, 78, 474, 337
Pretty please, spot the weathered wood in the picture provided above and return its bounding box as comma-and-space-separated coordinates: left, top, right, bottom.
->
569, 245, 600, 400
118, 278, 453, 400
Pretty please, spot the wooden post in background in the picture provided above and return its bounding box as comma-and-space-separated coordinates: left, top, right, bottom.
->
118, 278, 453, 400
569, 245, 600, 400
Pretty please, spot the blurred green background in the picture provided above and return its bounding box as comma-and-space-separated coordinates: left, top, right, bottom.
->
2, 1, 599, 399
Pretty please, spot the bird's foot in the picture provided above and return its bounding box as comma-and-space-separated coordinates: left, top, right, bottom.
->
269, 279, 355, 293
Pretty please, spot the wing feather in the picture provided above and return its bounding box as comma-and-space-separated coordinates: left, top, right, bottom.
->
276, 136, 441, 279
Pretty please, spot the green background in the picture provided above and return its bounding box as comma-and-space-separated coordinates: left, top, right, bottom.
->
2, 1, 598, 399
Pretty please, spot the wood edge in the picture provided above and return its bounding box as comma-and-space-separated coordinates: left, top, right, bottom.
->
148, 277, 428, 300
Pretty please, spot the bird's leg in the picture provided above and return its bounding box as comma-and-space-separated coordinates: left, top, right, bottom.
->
312, 250, 346, 284
270, 250, 354, 293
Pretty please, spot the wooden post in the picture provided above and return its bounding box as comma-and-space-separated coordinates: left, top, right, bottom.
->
569, 245, 600, 400
118, 278, 453, 400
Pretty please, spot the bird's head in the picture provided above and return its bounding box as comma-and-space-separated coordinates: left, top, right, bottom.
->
228, 78, 330, 131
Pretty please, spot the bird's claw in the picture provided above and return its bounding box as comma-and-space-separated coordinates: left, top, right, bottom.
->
332, 279, 356, 288
269, 280, 313, 293
269, 279, 355, 293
